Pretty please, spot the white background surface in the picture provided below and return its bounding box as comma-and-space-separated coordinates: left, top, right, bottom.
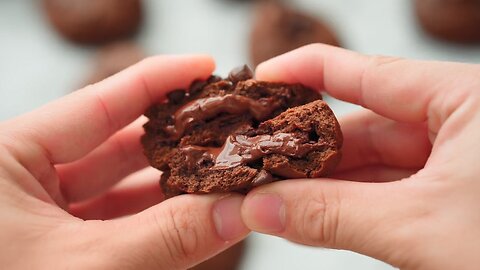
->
1, 1, 480, 269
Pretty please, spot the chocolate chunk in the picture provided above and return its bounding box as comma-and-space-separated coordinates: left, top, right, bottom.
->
189, 80, 208, 95
142, 66, 341, 197
207, 75, 222, 84
228, 65, 254, 83
249, 1, 340, 66
251, 170, 275, 187
167, 89, 187, 105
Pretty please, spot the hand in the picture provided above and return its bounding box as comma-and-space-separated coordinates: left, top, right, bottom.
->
0, 55, 248, 269
241, 44, 480, 269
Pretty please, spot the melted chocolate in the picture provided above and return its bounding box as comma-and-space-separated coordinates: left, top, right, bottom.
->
165, 94, 277, 139
251, 170, 275, 186
213, 133, 322, 169
269, 164, 307, 178
180, 132, 325, 172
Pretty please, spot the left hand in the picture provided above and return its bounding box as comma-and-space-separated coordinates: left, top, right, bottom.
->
0, 55, 248, 269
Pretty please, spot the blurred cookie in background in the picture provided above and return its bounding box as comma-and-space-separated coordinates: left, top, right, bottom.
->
84, 41, 144, 86
190, 241, 246, 270
249, 0, 340, 67
42, 0, 142, 44
415, 0, 480, 43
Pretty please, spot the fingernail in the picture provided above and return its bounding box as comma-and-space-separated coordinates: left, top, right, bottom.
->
213, 195, 247, 241
244, 193, 285, 233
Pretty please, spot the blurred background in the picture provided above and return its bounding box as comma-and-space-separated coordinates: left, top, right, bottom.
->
1, 0, 480, 269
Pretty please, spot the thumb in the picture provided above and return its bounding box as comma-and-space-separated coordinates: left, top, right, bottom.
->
241, 179, 421, 267
101, 194, 249, 270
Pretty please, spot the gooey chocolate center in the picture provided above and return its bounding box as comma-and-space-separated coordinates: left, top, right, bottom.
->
180, 132, 325, 170
165, 67, 323, 173
165, 94, 277, 139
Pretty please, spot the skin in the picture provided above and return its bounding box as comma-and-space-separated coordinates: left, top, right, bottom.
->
1, 45, 479, 269
241, 44, 480, 270
0, 55, 249, 269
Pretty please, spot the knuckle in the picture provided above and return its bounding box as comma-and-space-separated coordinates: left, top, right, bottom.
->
294, 188, 341, 247
156, 203, 203, 265
368, 55, 404, 69
91, 91, 119, 133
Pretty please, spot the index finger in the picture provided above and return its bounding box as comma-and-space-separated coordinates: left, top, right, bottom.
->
4, 55, 215, 164
255, 44, 479, 123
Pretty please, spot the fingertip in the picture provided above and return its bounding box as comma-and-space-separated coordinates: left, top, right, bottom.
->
182, 54, 216, 75
198, 54, 216, 67
213, 194, 249, 241
136, 54, 216, 76
148, 193, 249, 242
255, 58, 282, 81
242, 190, 286, 234
122, 53, 217, 103
254, 43, 332, 84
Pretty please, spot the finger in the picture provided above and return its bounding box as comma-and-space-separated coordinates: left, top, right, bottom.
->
256, 44, 478, 125
96, 194, 249, 269
7, 55, 215, 165
57, 117, 148, 203
241, 179, 423, 268
69, 168, 163, 220
337, 110, 431, 172
332, 165, 417, 182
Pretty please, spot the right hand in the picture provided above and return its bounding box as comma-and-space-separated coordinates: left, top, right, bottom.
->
241, 44, 480, 269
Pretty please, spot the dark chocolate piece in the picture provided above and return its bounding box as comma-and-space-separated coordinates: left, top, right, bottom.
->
142, 66, 341, 197
167, 89, 187, 105
251, 170, 275, 187
228, 65, 254, 82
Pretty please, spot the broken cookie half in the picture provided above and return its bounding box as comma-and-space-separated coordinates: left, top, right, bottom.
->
142, 65, 342, 198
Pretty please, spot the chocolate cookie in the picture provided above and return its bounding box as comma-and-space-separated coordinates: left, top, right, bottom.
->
190, 241, 245, 270
84, 42, 144, 85
42, 0, 142, 44
142, 66, 342, 198
250, 1, 340, 67
415, 0, 480, 43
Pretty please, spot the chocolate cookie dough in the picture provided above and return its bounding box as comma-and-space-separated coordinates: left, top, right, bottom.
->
84, 42, 144, 85
415, 0, 480, 43
42, 0, 142, 44
250, 1, 340, 67
142, 66, 342, 198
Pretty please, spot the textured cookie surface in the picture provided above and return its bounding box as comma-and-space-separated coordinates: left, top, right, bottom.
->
42, 0, 142, 44
142, 66, 342, 197
250, 1, 340, 66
